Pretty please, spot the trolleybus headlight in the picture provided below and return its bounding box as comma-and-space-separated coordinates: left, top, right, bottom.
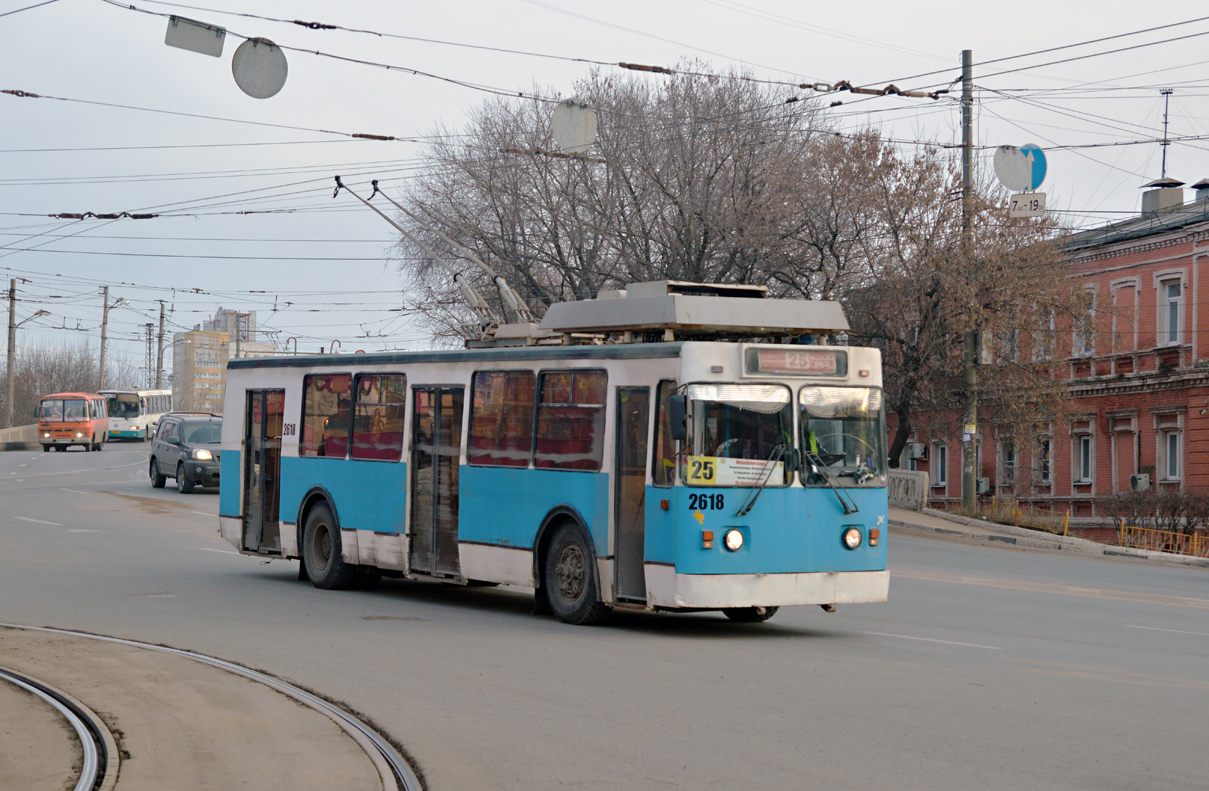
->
194, 449, 213, 461
76, 431, 83, 438
842, 527, 862, 550
723, 529, 744, 552
43, 432, 50, 438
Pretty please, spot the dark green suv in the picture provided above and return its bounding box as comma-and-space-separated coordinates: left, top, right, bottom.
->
149, 414, 222, 493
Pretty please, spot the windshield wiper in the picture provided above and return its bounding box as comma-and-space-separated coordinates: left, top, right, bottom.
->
804, 448, 859, 515
736, 444, 786, 517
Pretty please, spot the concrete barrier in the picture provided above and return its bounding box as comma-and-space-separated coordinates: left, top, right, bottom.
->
0, 424, 37, 451
888, 469, 929, 511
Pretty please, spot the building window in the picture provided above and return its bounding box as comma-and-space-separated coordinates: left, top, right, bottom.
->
999, 440, 1015, 488
534, 370, 607, 471
931, 443, 947, 487
1161, 279, 1182, 346
1162, 430, 1181, 481
1074, 292, 1096, 357
1074, 434, 1093, 484
1033, 306, 1055, 361
350, 374, 407, 462
468, 370, 536, 468
1036, 437, 1052, 485
300, 373, 352, 458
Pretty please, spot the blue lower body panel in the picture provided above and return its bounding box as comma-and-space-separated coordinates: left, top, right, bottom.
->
279, 456, 408, 533
459, 466, 610, 555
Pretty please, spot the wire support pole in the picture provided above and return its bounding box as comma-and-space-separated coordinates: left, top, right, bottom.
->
98, 286, 109, 392
1160, 88, 1174, 179
155, 301, 165, 390
6, 279, 15, 429
961, 48, 979, 511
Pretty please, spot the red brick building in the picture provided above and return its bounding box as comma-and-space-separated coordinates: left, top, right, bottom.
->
907, 182, 1209, 519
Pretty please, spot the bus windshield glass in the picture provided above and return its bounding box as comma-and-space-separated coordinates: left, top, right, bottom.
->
39, 398, 87, 421
800, 386, 885, 484
106, 393, 139, 419
683, 384, 792, 486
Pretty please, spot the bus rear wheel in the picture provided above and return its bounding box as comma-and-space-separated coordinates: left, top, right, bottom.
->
722, 606, 779, 623
544, 523, 610, 626
302, 502, 358, 590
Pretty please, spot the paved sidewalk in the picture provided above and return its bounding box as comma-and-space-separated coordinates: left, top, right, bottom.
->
889, 506, 1209, 568
0, 627, 384, 791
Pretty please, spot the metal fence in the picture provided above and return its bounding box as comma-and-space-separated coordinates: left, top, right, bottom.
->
888, 470, 929, 511
1119, 525, 1209, 558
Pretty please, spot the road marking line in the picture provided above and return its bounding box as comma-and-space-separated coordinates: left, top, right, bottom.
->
191, 511, 216, 517
861, 631, 1002, 650
1124, 624, 1209, 638
68, 528, 103, 533
14, 516, 62, 526
894, 568, 1209, 610
61, 488, 89, 494
200, 547, 238, 555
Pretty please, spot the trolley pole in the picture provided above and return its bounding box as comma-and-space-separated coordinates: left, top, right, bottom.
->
5, 279, 15, 429
155, 301, 165, 390
960, 49, 979, 510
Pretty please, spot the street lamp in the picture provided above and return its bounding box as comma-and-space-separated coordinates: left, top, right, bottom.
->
5, 309, 51, 429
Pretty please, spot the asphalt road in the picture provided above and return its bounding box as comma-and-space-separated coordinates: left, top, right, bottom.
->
2, 444, 1207, 790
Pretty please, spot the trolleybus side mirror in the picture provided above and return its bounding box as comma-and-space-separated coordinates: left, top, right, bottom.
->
668, 394, 688, 442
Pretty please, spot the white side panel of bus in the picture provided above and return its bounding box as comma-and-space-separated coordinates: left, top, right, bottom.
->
459, 543, 533, 587
360, 532, 406, 572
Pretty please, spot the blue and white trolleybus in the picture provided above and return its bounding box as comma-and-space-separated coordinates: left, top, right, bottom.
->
217, 281, 888, 624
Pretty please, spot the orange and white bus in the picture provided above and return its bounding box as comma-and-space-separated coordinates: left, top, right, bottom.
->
37, 392, 109, 452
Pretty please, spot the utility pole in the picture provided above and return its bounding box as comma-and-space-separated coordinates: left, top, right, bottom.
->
155, 301, 165, 390
144, 323, 154, 387
99, 286, 110, 391
5, 279, 15, 429
960, 49, 979, 511
1160, 89, 1174, 179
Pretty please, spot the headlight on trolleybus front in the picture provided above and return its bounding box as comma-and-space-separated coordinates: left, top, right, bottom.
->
75, 432, 83, 438
43, 432, 50, 438
193, 449, 213, 461
842, 527, 863, 550
723, 529, 744, 552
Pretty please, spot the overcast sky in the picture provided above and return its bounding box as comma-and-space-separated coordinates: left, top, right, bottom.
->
4, 0, 1209, 376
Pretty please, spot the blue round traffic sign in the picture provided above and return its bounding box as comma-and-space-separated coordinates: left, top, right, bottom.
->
1020, 143, 1047, 190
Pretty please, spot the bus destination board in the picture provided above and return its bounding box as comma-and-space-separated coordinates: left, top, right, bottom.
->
745, 348, 847, 377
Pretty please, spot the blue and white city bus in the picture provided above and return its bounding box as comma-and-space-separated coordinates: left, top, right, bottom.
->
217, 281, 888, 624
100, 388, 172, 441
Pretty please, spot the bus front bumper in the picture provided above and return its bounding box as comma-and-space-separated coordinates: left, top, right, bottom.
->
644, 567, 889, 609
109, 429, 143, 439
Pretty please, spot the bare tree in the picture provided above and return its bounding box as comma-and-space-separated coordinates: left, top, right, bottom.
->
390, 64, 824, 340
0, 341, 139, 424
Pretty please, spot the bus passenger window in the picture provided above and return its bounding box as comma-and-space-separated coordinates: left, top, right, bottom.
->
652, 380, 678, 486
534, 370, 607, 471
300, 373, 352, 458
468, 371, 535, 467
350, 374, 407, 461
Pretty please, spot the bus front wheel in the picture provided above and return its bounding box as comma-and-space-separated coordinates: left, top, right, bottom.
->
544, 523, 610, 626
722, 606, 779, 623
302, 502, 358, 590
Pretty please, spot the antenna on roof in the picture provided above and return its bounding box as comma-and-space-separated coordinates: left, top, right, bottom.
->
334, 176, 499, 336
368, 183, 537, 324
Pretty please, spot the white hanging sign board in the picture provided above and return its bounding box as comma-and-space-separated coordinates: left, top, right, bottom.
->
551, 99, 598, 154
165, 16, 226, 58
1009, 192, 1046, 218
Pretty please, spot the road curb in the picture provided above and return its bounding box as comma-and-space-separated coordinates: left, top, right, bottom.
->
891, 511, 1209, 569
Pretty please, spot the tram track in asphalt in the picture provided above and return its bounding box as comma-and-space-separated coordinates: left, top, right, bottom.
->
0, 664, 115, 791
1, 624, 424, 791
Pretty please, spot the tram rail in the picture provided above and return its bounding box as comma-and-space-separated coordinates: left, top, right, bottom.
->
1, 623, 423, 791
0, 665, 109, 791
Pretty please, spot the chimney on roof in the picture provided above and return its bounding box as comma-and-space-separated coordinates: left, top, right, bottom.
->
1192, 178, 1209, 203
1141, 177, 1185, 218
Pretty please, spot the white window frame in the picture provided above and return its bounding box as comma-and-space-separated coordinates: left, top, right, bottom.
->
1036, 436, 1052, 485
931, 442, 948, 488
1153, 270, 1186, 348
1073, 433, 1094, 484
1152, 408, 1185, 484
998, 439, 1016, 488
1162, 430, 1181, 481
1073, 287, 1097, 358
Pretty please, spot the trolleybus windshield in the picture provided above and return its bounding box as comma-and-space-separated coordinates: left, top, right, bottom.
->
800, 385, 885, 485
683, 383, 792, 486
